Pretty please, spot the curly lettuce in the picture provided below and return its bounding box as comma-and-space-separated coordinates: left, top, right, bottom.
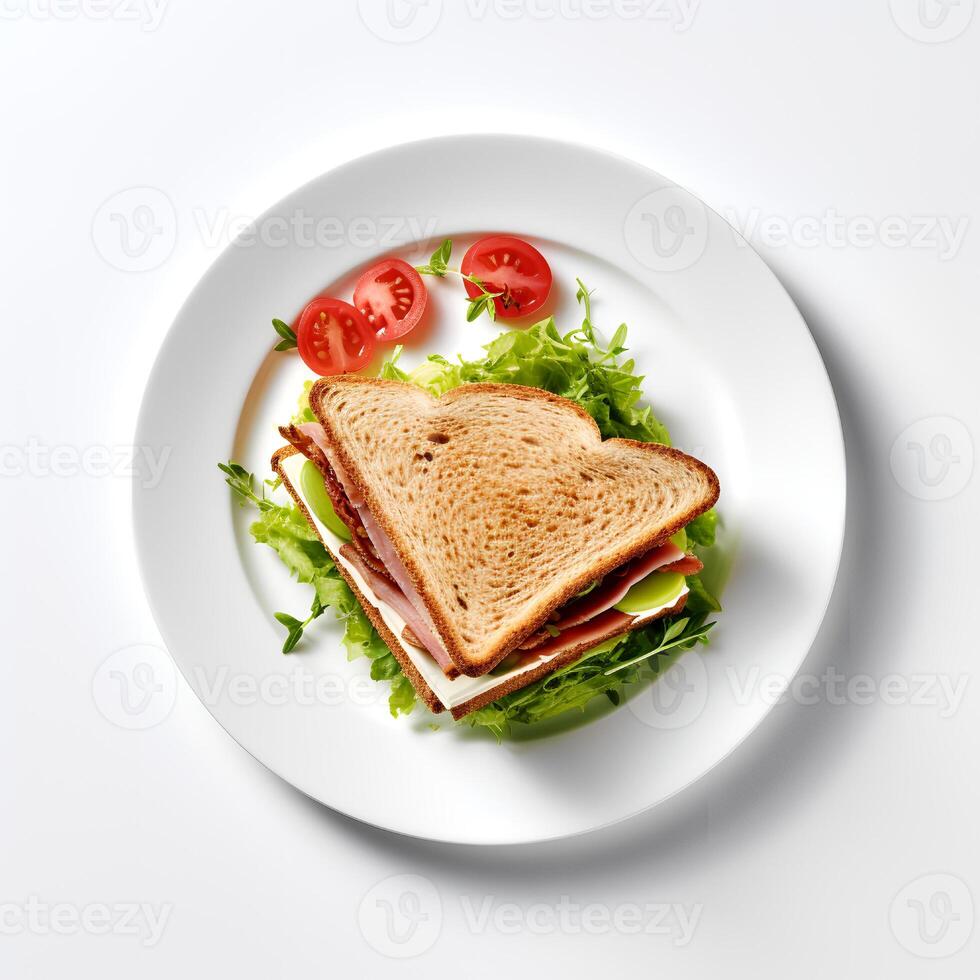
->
218, 463, 416, 717
379, 282, 671, 445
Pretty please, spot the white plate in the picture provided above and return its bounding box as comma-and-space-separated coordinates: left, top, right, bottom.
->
134, 136, 845, 845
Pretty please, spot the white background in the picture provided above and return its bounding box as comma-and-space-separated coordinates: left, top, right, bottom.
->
2, 0, 978, 975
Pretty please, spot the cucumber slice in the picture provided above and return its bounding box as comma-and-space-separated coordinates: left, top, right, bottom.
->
614, 572, 685, 615
300, 460, 351, 542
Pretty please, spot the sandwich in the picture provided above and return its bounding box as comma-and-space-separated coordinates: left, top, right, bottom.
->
271, 376, 719, 720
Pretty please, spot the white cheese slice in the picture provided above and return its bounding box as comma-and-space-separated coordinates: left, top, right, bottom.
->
280, 453, 688, 709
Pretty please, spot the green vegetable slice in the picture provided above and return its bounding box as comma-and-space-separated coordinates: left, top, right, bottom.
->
614, 572, 686, 615
300, 460, 351, 542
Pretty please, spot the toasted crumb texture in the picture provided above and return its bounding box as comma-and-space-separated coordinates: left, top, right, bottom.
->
309, 378, 720, 677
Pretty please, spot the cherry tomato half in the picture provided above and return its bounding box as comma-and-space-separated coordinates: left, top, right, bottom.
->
296, 297, 376, 376
460, 235, 553, 319
353, 258, 428, 341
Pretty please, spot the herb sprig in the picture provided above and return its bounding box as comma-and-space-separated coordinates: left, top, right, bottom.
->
271, 318, 297, 351
416, 238, 503, 323
603, 617, 715, 675
218, 461, 279, 510
275, 600, 324, 654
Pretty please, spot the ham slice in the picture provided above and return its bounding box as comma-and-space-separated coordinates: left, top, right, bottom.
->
297, 426, 419, 603
286, 424, 373, 555
525, 609, 636, 662
297, 423, 365, 505
339, 545, 456, 674
331, 459, 454, 671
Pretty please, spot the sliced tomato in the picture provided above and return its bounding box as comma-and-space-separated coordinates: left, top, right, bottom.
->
353, 258, 427, 341
460, 235, 553, 319
296, 297, 376, 376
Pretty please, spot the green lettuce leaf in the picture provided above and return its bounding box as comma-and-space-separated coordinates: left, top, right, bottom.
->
291, 380, 317, 426
685, 508, 718, 548
465, 615, 714, 734
381, 310, 671, 445
218, 462, 406, 700
684, 574, 722, 615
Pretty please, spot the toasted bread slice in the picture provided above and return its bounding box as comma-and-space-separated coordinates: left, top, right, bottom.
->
307, 378, 719, 677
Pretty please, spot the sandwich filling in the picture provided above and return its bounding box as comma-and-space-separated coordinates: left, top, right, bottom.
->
288, 422, 458, 674
282, 423, 702, 684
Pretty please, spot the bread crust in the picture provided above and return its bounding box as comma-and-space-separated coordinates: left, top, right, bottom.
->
308, 377, 720, 676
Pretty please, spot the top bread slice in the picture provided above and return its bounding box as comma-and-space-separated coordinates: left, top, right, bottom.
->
309, 377, 719, 677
